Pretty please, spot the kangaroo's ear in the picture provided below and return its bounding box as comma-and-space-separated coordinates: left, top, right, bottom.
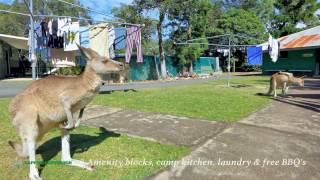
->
77, 44, 100, 60
300, 75, 306, 79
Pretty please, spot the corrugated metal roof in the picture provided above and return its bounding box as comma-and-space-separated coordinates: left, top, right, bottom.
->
261, 26, 320, 50
279, 26, 320, 50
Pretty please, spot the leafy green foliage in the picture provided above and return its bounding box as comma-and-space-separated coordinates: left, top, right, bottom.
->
167, 0, 214, 66
215, 0, 276, 28
270, 0, 320, 37
215, 8, 266, 45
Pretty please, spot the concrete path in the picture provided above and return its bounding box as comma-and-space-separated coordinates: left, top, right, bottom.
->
82, 106, 228, 147
81, 79, 320, 179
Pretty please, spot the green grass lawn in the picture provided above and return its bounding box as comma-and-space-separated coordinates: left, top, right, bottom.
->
0, 99, 188, 180
93, 76, 272, 122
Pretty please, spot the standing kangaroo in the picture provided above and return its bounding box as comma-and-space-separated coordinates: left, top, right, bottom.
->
267, 72, 304, 97
8, 45, 123, 180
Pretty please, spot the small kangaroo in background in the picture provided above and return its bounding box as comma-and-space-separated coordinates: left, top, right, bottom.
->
267, 72, 304, 97
8, 45, 123, 180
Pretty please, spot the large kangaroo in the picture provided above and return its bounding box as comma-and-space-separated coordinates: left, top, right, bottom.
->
8, 45, 123, 180
267, 72, 304, 97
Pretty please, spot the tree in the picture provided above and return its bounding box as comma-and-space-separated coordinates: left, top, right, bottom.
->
213, 0, 276, 30
270, 0, 320, 37
113, 0, 171, 78
132, 0, 173, 79
0, 3, 26, 36
167, 0, 214, 72
215, 9, 265, 44
214, 8, 266, 71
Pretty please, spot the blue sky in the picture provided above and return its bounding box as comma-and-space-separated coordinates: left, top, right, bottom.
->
0, 0, 134, 20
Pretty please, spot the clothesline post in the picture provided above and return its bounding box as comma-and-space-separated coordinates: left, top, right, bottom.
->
227, 35, 231, 87
29, 0, 37, 80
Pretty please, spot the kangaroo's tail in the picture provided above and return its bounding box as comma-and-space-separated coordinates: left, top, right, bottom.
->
8, 140, 27, 158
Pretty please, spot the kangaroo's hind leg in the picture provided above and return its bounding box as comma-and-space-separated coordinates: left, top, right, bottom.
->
15, 110, 42, 180
273, 80, 277, 97
282, 82, 287, 96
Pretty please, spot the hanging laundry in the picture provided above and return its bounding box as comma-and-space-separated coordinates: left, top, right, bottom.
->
125, 26, 143, 63
48, 19, 59, 48
64, 21, 80, 51
268, 34, 280, 63
216, 49, 229, 57
40, 20, 48, 38
47, 19, 65, 48
57, 18, 67, 49
51, 48, 76, 67
36, 48, 50, 62
108, 26, 116, 59
40, 19, 49, 47
28, 22, 41, 62
89, 23, 110, 58
79, 26, 90, 48
247, 46, 262, 65
114, 28, 126, 50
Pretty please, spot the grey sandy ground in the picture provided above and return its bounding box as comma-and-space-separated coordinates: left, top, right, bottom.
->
82, 79, 319, 180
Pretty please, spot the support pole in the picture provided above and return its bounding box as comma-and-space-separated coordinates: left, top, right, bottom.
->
227, 35, 231, 87
29, 0, 37, 80
154, 54, 160, 80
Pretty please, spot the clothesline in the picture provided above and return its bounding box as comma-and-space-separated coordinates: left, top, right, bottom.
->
0, 9, 30, 16
0, 9, 144, 27
0, 9, 142, 55
187, 34, 266, 43
174, 42, 261, 47
0, 1, 144, 79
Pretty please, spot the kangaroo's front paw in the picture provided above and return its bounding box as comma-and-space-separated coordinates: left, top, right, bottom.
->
74, 120, 81, 128
59, 122, 75, 130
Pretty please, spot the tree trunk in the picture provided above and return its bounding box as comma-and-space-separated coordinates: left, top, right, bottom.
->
187, 25, 193, 73
190, 62, 193, 74
157, 10, 166, 79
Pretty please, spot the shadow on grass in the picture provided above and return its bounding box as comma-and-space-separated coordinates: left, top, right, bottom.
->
231, 84, 253, 88
233, 73, 264, 77
255, 92, 270, 97
36, 127, 120, 174
99, 89, 138, 95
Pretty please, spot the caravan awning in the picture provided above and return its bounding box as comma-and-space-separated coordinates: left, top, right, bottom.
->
0, 34, 28, 50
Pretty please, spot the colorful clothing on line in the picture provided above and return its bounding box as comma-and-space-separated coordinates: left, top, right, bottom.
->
125, 26, 143, 63
63, 21, 80, 51
247, 46, 262, 65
